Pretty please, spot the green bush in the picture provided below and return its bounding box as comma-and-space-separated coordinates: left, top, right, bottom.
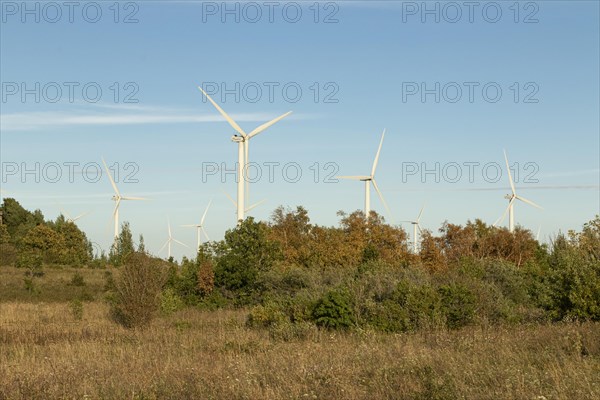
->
69, 271, 86, 287
311, 289, 355, 329
159, 287, 184, 315
438, 283, 476, 329
246, 301, 287, 328
69, 299, 83, 321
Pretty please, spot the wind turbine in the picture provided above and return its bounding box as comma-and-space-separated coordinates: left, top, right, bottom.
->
401, 205, 425, 253
197, 86, 292, 222
102, 158, 147, 238
159, 219, 188, 259
182, 199, 212, 250
494, 150, 542, 232
336, 129, 392, 220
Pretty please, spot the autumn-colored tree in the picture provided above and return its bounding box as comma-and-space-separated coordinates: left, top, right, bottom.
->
419, 230, 446, 271
269, 206, 314, 267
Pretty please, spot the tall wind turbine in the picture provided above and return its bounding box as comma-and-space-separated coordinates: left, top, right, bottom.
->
197, 86, 292, 222
182, 199, 212, 250
102, 158, 147, 238
336, 129, 392, 220
159, 219, 188, 259
494, 150, 542, 232
402, 205, 425, 253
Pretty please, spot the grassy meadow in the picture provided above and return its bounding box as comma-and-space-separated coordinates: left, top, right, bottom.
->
1, 267, 599, 400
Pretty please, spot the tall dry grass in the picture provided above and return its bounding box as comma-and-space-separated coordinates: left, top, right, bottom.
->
1, 301, 598, 399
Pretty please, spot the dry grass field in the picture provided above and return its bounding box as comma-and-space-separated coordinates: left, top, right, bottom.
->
1, 300, 599, 400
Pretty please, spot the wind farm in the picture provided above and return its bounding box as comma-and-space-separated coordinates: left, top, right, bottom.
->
1, 2, 599, 399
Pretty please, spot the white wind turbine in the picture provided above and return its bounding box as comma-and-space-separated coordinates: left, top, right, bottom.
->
102, 158, 147, 238
181, 200, 212, 250
197, 86, 292, 223
336, 129, 392, 220
159, 219, 188, 259
494, 150, 542, 232
401, 205, 425, 253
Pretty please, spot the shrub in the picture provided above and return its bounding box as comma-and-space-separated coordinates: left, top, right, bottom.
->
69, 271, 86, 287
69, 299, 83, 321
108, 252, 168, 328
438, 283, 476, 329
311, 289, 355, 329
159, 287, 184, 315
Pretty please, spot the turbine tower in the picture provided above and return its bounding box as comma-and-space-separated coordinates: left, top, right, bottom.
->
102, 158, 147, 238
402, 205, 425, 253
494, 150, 542, 232
197, 86, 292, 223
159, 219, 188, 259
337, 129, 392, 220
182, 199, 212, 250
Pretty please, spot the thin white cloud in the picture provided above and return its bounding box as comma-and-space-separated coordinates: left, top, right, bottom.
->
1, 110, 306, 131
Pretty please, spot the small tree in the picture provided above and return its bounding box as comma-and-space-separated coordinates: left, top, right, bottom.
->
109, 252, 168, 328
109, 222, 135, 266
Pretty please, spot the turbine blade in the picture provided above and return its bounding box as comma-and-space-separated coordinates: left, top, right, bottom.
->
336, 175, 370, 181
417, 224, 423, 234
222, 190, 237, 208
72, 211, 91, 221
121, 196, 148, 201
113, 199, 121, 217
181, 224, 197, 228
504, 150, 516, 195
201, 199, 212, 225
197, 86, 247, 137
516, 195, 543, 209
158, 240, 169, 254
244, 140, 249, 206
173, 239, 189, 248
167, 219, 172, 237
246, 199, 266, 213
247, 111, 293, 139
201, 227, 210, 242
416, 204, 425, 222
102, 157, 121, 197
493, 198, 514, 227
371, 129, 386, 177
371, 179, 393, 220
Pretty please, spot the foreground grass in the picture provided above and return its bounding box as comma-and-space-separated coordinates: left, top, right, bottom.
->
0, 302, 599, 400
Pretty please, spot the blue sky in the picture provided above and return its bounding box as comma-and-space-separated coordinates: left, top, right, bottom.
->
1, 0, 599, 259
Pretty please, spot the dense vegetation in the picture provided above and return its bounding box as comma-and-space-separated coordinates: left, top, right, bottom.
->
1, 198, 598, 335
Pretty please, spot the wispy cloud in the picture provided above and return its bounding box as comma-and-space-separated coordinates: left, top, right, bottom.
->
1, 112, 301, 131
1, 104, 308, 131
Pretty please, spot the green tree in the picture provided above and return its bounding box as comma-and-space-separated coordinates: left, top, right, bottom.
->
109, 222, 135, 266
215, 217, 281, 302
